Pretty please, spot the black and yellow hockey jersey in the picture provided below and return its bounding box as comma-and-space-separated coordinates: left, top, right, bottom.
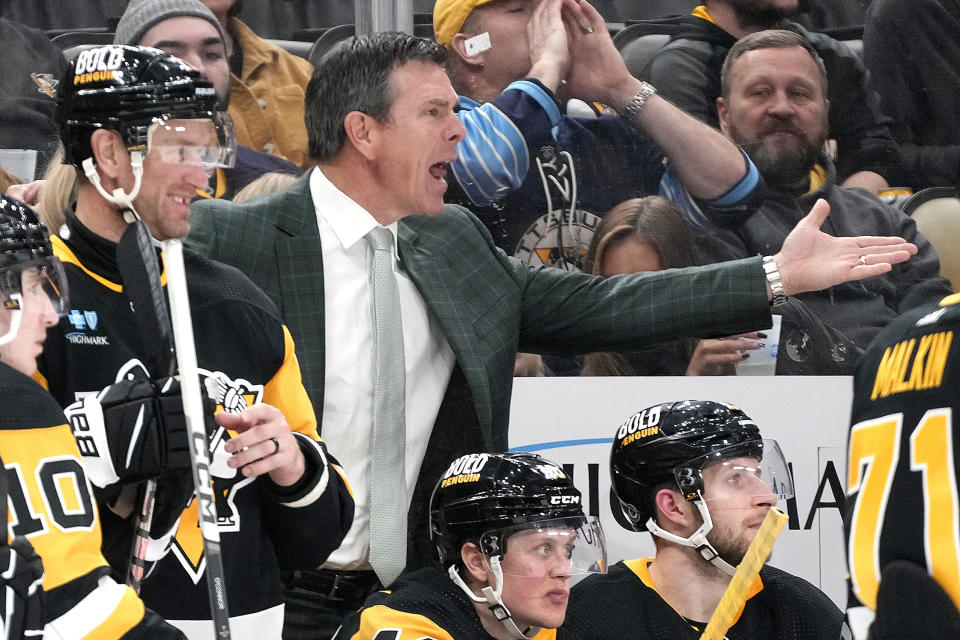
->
560, 558, 843, 639
37, 213, 354, 639
0, 361, 185, 639
334, 567, 557, 640
845, 293, 960, 639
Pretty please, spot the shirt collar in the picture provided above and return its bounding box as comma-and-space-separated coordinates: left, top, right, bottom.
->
309, 167, 400, 255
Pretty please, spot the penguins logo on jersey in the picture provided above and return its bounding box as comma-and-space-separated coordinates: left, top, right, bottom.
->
204, 371, 261, 527
513, 146, 600, 272
113, 359, 263, 583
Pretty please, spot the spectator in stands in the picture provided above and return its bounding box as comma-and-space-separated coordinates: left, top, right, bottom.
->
697, 30, 952, 351
644, 0, 900, 193
863, 0, 960, 189
0, 19, 67, 179
585, 195, 866, 375
581, 196, 763, 376
434, 0, 765, 272
199, 0, 315, 168
114, 0, 302, 199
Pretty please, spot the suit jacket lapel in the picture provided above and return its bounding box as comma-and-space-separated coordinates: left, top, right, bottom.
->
272, 171, 327, 424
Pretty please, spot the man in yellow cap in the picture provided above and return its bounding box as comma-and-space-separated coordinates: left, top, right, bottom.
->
434, 0, 764, 273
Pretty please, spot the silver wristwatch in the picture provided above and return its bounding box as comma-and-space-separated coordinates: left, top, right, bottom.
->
762, 255, 788, 307
620, 82, 657, 121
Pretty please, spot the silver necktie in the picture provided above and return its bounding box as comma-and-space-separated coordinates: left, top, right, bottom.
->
366, 226, 408, 586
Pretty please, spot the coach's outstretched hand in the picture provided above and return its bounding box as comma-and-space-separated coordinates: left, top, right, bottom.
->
775, 198, 917, 297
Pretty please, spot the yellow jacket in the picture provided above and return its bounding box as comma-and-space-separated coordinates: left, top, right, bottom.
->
228, 18, 314, 169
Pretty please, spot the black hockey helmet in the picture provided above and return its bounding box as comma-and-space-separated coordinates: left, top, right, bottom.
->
429, 452, 587, 566
0, 194, 67, 343
57, 44, 234, 167
610, 400, 763, 532
0, 195, 54, 271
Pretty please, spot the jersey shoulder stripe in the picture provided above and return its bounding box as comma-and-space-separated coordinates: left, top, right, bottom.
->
346, 604, 455, 640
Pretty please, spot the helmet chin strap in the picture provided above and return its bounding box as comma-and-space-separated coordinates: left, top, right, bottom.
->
645, 492, 737, 576
448, 560, 540, 640
0, 293, 23, 346
81, 152, 146, 226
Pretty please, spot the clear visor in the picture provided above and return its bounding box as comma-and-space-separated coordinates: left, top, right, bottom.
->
481, 516, 606, 586
677, 439, 794, 512
145, 114, 237, 169
1, 258, 69, 317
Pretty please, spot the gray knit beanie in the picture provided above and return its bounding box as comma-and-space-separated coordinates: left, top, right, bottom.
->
113, 0, 226, 47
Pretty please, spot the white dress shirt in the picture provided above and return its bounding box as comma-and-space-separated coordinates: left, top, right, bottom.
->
310, 168, 455, 570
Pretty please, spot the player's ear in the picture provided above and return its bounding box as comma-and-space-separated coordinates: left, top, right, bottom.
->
654, 488, 693, 529
460, 541, 489, 584
89, 129, 131, 180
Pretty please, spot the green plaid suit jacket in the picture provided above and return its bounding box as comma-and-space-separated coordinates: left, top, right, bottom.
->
187, 170, 772, 451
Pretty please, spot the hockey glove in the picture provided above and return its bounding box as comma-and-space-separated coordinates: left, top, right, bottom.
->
0, 537, 45, 639
65, 375, 215, 488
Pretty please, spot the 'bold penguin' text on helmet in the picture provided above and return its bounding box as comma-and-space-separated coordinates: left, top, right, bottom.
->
429, 452, 606, 639
57, 44, 235, 168
609, 400, 792, 576
430, 452, 589, 566
610, 399, 764, 532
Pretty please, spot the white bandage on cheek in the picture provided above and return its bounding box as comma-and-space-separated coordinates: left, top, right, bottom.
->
464, 32, 492, 56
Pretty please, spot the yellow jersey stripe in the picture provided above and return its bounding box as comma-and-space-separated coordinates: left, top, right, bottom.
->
352, 604, 456, 640
52, 234, 168, 293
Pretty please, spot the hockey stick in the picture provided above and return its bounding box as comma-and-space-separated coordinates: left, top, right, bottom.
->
115, 220, 175, 592
0, 452, 7, 540
700, 506, 789, 640
161, 238, 231, 639
116, 223, 231, 637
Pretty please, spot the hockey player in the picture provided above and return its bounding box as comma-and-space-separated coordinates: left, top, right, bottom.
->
334, 452, 607, 640
845, 294, 960, 639
561, 400, 845, 639
0, 193, 186, 638
37, 45, 354, 639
